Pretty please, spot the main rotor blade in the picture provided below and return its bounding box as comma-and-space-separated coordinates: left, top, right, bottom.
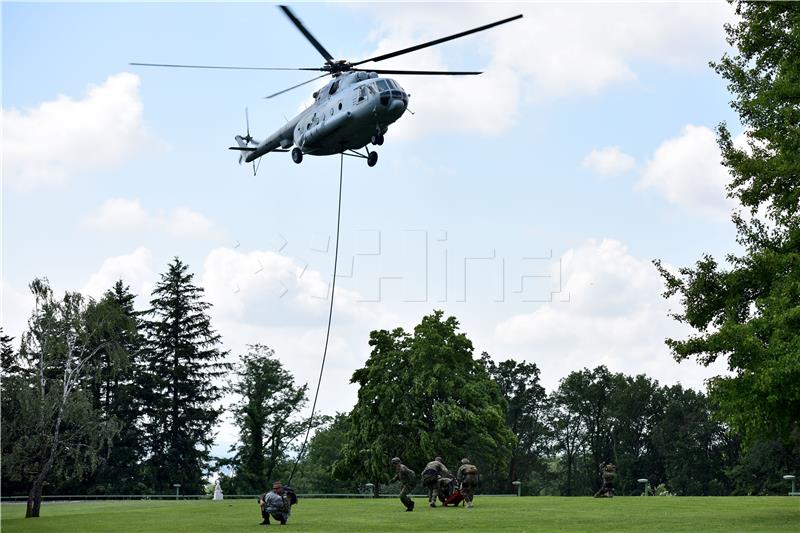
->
130, 62, 322, 71
279, 5, 335, 64
264, 73, 330, 99
353, 68, 482, 75
351, 14, 523, 67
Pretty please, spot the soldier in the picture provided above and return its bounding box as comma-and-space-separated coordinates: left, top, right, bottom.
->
437, 476, 455, 504
422, 456, 451, 507
258, 481, 291, 525
456, 458, 479, 508
593, 463, 616, 498
389, 457, 416, 512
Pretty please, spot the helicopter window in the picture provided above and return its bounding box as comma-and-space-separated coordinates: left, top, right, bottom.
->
355, 86, 367, 103
376, 79, 390, 91
367, 84, 377, 95
338, 101, 342, 110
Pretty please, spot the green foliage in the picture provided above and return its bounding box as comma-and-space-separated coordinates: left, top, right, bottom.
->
0, 279, 126, 516
222, 345, 309, 494
335, 311, 516, 486
481, 354, 550, 492
140, 259, 231, 494
292, 413, 353, 493
655, 1, 800, 447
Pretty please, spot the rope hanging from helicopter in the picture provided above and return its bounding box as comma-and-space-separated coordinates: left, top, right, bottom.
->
287, 153, 344, 485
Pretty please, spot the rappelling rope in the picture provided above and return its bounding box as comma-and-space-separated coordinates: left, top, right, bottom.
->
287, 153, 344, 486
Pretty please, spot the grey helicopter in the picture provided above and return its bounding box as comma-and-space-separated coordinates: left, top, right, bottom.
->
132, 5, 522, 170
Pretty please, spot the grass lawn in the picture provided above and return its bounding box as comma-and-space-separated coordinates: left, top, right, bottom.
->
2, 496, 798, 532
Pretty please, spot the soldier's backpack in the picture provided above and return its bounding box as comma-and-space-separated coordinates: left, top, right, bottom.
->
422, 468, 439, 483
284, 487, 298, 506
462, 464, 478, 475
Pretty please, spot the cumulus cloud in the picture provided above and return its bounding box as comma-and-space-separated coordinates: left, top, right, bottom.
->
494, 239, 728, 390
82, 247, 157, 300
201, 247, 371, 326
583, 146, 636, 176
83, 198, 220, 240
638, 124, 736, 220
350, 3, 732, 138
2, 73, 160, 191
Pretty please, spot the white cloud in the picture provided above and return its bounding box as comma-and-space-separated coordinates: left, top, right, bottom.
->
81, 247, 157, 300
3, 73, 161, 192
350, 3, 732, 138
583, 146, 636, 176
1, 280, 36, 340
83, 198, 220, 240
201, 247, 371, 326
638, 124, 736, 220
494, 238, 728, 390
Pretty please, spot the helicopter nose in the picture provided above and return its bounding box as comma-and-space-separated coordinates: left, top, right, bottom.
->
388, 98, 406, 115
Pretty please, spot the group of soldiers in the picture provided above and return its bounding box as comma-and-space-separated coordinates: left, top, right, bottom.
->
390, 456, 479, 511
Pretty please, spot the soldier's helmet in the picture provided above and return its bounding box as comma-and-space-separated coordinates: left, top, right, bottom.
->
391, 457, 401, 464
461, 458, 470, 465
435, 456, 443, 462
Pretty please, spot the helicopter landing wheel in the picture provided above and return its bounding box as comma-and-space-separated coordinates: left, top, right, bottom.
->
367, 151, 378, 167
371, 133, 384, 146
291, 147, 303, 164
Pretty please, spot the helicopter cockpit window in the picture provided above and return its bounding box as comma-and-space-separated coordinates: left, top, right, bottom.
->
367, 84, 377, 95
356, 86, 368, 103
376, 79, 390, 91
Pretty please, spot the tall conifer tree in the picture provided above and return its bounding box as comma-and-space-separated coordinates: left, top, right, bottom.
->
142, 259, 229, 493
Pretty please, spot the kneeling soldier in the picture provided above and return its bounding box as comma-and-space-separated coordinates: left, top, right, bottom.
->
259, 481, 291, 525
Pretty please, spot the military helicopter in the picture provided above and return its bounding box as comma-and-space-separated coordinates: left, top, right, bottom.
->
132, 6, 522, 169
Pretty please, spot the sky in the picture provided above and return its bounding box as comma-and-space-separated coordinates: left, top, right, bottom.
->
3, 1, 743, 459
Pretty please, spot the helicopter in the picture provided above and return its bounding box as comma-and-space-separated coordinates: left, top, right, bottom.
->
132, 5, 522, 170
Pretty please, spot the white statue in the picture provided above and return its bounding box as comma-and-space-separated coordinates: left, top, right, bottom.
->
213, 479, 223, 501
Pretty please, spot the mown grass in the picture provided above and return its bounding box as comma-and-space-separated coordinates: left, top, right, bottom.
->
2, 496, 798, 532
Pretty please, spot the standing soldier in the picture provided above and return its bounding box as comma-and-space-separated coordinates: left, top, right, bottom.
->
422, 456, 451, 507
389, 457, 416, 512
457, 458, 479, 508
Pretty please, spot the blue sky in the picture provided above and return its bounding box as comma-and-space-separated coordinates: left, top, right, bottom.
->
3, 2, 742, 457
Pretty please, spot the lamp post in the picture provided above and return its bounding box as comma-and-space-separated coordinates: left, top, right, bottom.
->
637, 478, 650, 496
512, 480, 522, 497
783, 475, 797, 496
173, 483, 181, 500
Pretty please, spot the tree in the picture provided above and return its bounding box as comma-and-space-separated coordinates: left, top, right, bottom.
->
553, 366, 621, 494
335, 311, 516, 492
608, 374, 663, 495
140, 258, 230, 493
292, 413, 353, 493
655, 1, 800, 447
650, 385, 735, 496
80, 281, 147, 494
1, 279, 123, 517
481, 354, 550, 493
224, 345, 309, 494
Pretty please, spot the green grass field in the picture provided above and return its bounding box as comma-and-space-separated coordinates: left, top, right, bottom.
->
2, 496, 798, 532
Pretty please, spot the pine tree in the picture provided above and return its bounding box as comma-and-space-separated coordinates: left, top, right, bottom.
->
141, 258, 230, 493
81, 281, 147, 493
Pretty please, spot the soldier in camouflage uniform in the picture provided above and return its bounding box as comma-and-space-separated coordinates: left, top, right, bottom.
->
593, 463, 616, 498
422, 457, 451, 507
456, 458, 479, 508
390, 457, 416, 511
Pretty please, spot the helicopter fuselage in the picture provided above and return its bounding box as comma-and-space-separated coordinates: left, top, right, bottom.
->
245, 71, 408, 163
